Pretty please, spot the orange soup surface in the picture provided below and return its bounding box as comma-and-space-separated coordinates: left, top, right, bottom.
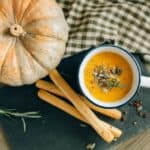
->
84, 52, 133, 102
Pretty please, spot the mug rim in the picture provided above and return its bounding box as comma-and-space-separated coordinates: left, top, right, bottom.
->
78, 44, 141, 108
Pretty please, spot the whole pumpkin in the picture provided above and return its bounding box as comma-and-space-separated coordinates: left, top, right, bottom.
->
0, 0, 69, 86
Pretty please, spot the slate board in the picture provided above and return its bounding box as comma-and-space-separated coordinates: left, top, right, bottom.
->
0, 48, 150, 150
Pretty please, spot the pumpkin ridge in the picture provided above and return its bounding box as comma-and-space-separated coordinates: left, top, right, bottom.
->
0, 1, 14, 24
23, 16, 52, 27
0, 38, 14, 72
20, 39, 47, 70
19, 0, 33, 24
20, 34, 66, 70
0, 12, 10, 25
23, 22, 66, 42
14, 38, 24, 83
15, 39, 47, 84
0, 11, 11, 31
0, 38, 22, 85
27, 33, 66, 42
12, 0, 17, 23
0, 38, 17, 76
0, 11, 14, 25
20, 0, 43, 25
20, 0, 60, 27
0, 10, 7, 19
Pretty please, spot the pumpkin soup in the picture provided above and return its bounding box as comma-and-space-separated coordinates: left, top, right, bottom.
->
84, 52, 133, 102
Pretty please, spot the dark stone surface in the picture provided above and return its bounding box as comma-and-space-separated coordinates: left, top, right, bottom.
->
0, 48, 149, 150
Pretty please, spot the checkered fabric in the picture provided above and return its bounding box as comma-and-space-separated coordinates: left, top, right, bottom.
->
57, 0, 150, 61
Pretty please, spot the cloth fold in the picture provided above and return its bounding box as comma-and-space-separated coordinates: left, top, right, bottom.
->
57, 0, 150, 61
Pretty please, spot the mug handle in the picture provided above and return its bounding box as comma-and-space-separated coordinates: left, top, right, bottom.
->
141, 76, 150, 88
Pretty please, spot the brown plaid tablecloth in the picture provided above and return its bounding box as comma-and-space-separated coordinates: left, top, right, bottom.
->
57, 0, 150, 61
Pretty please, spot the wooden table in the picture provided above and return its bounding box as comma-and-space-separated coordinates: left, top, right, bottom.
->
116, 128, 150, 150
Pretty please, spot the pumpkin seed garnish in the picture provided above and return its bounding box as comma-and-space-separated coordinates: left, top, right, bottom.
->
92, 65, 123, 92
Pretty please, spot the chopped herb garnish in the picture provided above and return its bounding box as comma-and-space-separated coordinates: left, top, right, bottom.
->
92, 65, 123, 92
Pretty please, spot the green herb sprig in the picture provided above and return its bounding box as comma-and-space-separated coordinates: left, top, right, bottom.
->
0, 108, 41, 132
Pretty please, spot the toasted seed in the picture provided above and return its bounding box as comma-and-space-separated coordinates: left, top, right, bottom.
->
80, 124, 87, 128
86, 143, 96, 150
137, 106, 143, 111
132, 121, 137, 125
122, 110, 128, 115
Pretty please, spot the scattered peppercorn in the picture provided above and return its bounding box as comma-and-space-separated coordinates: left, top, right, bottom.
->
133, 100, 141, 108
125, 99, 149, 128
142, 112, 147, 118
129, 100, 143, 111
121, 116, 126, 122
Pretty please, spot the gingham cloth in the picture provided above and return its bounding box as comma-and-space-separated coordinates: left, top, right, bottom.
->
57, 0, 150, 61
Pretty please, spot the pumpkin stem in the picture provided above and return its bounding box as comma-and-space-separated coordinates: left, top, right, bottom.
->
10, 24, 26, 37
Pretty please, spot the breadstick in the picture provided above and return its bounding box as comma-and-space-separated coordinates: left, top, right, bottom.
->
36, 80, 122, 120
49, 69, 114, 143
36, 80, 65, 98
38, 89, 122, 138
38, 89, 87, 123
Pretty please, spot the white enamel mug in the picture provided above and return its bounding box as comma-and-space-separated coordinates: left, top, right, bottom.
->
78, 45, 150, 108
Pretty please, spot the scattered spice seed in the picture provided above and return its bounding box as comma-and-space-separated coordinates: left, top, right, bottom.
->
142, 112, 147, 118
86, 143, 96, 150
129, 100, 143, 110
132, 121, 137, 125
113, 138, 118, 142
136, 105, 143, 111
122, 110, 128, 115
80, 123, 87, 128
121, 116, 126, 122
133, 100, 142, 108
136, 103, 141, 108
128, 99, 148, 125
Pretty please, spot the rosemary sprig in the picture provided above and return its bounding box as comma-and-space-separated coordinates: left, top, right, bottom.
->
21, 117, 26, 132
0, 108, 42, 132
